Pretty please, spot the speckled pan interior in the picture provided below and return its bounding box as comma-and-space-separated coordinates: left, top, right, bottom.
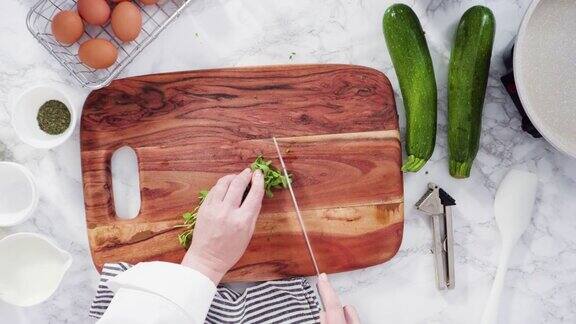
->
515, 0, 576, 158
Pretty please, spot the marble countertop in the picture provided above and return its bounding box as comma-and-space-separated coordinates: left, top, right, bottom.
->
1, 0, 575, 323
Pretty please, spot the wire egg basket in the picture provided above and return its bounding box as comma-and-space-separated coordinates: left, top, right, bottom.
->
26, 0, 192, 89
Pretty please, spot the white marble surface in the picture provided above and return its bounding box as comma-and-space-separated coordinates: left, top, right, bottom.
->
1, 0, 575, 323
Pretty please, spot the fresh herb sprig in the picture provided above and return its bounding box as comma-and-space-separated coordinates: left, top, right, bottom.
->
250, 155, 292, 198
175, 190, 209, 248
176, 156, 291, 248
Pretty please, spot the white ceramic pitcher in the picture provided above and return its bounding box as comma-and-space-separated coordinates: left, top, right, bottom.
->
0, 233, 72, 307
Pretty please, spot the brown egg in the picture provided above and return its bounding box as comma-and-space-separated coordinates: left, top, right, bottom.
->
51, 10, 84, 45
140, 0, 160, 4
111, 2, 142, 42
78, 39, 118, 69
77, 0, 110, 26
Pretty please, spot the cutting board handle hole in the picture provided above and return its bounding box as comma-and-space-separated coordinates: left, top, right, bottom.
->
111, 146, 141, 220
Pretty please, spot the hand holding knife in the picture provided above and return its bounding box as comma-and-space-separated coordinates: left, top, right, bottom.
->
272, 137, 360, 324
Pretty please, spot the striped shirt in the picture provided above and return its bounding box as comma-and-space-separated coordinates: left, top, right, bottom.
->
90, 263, 321, 324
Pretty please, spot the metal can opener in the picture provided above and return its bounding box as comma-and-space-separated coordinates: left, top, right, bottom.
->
415, 183, 457, 290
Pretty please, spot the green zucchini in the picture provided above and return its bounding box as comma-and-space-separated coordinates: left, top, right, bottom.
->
448, 6, 495, 178
383, 4, 437, 172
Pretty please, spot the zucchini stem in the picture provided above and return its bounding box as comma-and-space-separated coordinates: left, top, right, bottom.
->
402, 155, 427, 172
449, 160, 472, 178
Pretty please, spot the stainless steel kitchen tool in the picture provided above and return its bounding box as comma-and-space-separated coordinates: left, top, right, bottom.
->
26, 0, 192, 89
416, 183, 456, 290
272, 137, 321, 276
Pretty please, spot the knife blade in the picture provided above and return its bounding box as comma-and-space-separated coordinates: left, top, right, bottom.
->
272, 137, 321, 276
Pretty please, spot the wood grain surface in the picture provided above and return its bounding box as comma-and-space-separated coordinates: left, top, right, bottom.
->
81, 64, 404, 281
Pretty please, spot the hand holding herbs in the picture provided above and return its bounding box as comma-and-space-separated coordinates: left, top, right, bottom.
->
180, 169, 265, 284
177, 156, 292, 248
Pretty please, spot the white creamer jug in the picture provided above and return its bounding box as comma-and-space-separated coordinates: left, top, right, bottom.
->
0, 233, 72, 306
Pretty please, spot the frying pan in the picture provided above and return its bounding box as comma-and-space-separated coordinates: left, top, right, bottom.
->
514, 0, 576, 158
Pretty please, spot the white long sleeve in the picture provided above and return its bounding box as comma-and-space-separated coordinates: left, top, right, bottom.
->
97, 261, 217, 324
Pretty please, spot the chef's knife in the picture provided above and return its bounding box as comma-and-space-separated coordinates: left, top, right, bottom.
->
272, 137, 321, 276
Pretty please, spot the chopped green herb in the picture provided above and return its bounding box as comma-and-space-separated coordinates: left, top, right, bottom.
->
176, 157, 291, 248
289, 52, 296, 60
250, 155, 292, 198
37, 100, 71, 135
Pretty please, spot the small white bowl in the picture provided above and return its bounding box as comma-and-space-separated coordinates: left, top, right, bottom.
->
0, 162, 39, 227
11, 86, 77, 149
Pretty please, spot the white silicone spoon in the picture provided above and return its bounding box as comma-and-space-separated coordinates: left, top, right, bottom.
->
480, 169, 538, 324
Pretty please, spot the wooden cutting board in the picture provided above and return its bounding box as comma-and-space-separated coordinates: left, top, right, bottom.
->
81, 64, 404, 281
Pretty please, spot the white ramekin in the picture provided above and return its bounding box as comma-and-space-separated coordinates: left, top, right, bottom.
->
11, 85, 77, 149
0, 162, 39, 227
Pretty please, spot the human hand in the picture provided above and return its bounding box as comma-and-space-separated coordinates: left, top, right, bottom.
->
181, 168, 265, 284
318, 273, 360, 324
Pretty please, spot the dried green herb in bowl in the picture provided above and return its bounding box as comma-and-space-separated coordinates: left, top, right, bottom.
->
176, 155, 291, 248
37, 100, 71, 135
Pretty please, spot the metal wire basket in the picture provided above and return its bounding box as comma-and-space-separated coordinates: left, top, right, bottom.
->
27, 0, 192, 89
